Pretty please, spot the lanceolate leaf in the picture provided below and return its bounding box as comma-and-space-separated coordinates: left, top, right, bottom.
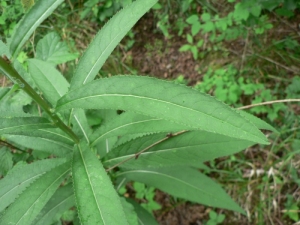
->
70, 0, 158, 90
57, 76, 268, 144
9, 128, 74, 145
34, 183, 75, 225
28, 59, 69, 106
9, 0, 64, 58
0, 161, 70, 225
72, 142, 128, 225
238, 110, 278, 133
0, 117, 53, 135
0, 158, 67, 212
117, 167, 245, 214
3, 134, 73, 156
90, 112, 188, 146
103, 131, 254, 169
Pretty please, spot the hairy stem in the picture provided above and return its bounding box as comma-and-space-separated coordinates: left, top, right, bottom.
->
0, 56, 79, 143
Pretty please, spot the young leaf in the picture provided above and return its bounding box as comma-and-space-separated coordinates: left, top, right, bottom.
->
0, 117, 53, 135
34, 183, 75, 225
103, 131, 254, 169
57, 76, 268, 144
36, 32, 78, 65
117, 167, 245, 214
28, 59, 69, 106
8, 0, 64, 58
0, 158, 67, 212
3, 134, 73, 156
72, 142, 128, 225
0, 161, 71, 225
90, 112, 188, 146
70, 0, 158, 90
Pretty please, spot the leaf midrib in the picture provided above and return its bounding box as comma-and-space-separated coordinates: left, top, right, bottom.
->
77, 144, 106, 224
15, 168, 70, 225
14, 1, 62, 57
58, 94, 255, 138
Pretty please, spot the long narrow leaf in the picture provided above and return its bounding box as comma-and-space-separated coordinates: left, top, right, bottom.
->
28, 59, 69, 106
118, 167, 245, 214
90, 112, 188, 146
238, 110, 278, 133
0, 158, 67, 212
57, 76, 268, 144
3, 134, 73, 156
72, 142, 128, 225
9, 128, 74, 145
0, 117, 53, 135
34, 183, 75, 225
103, 131, 254, 169
8, 0, 64, 58
70, 0, 158, 89
0, 162, 70, 225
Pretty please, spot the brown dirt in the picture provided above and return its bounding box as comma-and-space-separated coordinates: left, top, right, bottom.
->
130, 13, 201, 85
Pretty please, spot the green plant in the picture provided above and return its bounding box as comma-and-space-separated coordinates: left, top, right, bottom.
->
0, 0, 276, 224
133, 182, 161, 213
0, 0, 24, 37
205, 210, 225, 225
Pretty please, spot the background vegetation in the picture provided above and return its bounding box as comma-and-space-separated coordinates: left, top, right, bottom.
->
1, 0, 300, 224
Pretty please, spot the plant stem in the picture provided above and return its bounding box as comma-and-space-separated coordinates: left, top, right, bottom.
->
238, 99, 300, 110
0, 56, 79, 144
106, 130, 188, 172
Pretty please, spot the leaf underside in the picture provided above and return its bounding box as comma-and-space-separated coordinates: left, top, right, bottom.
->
72, 142, 128, 225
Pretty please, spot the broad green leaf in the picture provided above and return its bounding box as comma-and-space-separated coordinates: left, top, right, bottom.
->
34, 183, 75, 225
0, 117, 53, 134
0, 161, 70, 225
8, 0, 64, 58
71, 109, 92, 144
72, 142, 128, 225
36, 32, 78, 65
57, 76, 268, 144
28, 59, 69, 106
126, 199, 159, 225
70, 0, 158, 89
90, 112, 188, 146
7, 128, 74, 145
117, 167, 245, 214
103, 131, 254, 169
0, 158, 67, 212
3, 134, 73, 156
